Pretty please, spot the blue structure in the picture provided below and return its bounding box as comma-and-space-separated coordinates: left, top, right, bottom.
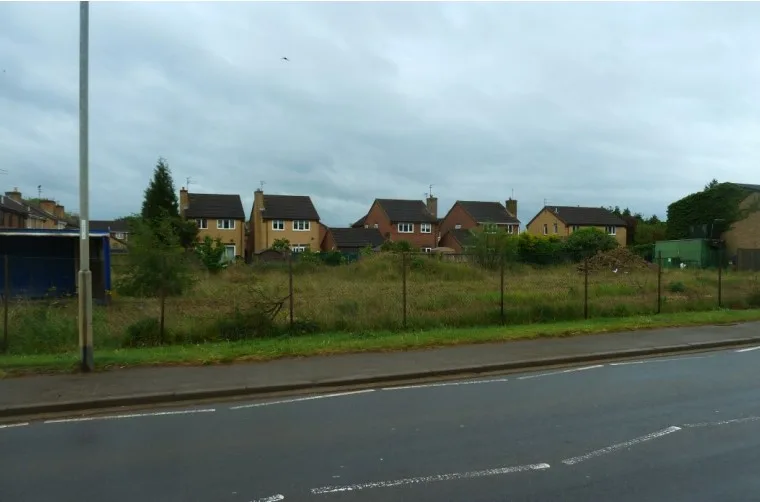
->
0, 229, 112, 300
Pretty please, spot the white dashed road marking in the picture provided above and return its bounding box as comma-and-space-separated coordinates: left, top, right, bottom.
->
561, 426, 682, 466
251, 495, 285, 502
382, 377, 509, 391
229, 390, 375, 410
683, 416, 760, 428
517, 364, 604, 380
736, 346, 760, 353
0, 422, 29, 429
44, 409, 216, 424
610, 355, 707, 366
310, 463, 550, 495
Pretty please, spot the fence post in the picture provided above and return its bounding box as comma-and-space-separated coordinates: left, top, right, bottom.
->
718, 248, 723, 308
500, 257, 505, 325
2, 255, 8, 352
583, 256, 589, 320
402, 252, 408, 330
657, 251, 663, 314
288, 252, 294, 330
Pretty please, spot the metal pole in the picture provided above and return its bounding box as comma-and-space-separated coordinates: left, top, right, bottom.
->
718, 248, 723, 308
656, 251, 663, 314
500, 257, 505, 325
402, 252, 407, 329
288, 252, 294, 329
583, 257, 589, 320
3, 255, 9, 352
78, 1, 94, 372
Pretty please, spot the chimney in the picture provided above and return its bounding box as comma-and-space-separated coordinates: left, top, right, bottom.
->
39, 198, 56, 216
179, 187, 189, 217
54, 204, 65, 218
505, 198, 518, 218
5, 187, 22, 202
426, 195, 438, 219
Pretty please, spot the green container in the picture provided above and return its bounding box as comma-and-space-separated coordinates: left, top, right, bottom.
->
654, 239, 720, 269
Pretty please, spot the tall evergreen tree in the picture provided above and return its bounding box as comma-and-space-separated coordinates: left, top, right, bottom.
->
141, 157, 179, 221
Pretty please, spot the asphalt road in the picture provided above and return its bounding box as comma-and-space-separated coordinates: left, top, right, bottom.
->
2, 345, 759, 502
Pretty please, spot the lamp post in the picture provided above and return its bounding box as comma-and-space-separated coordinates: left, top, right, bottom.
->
78, 0, 94, 372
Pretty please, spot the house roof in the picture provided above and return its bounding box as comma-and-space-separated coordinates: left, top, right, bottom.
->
448, 228, 476, 247
543, 206, 627, 227
329, 227, 385, 249
457, 201, 520, 224
261, 194, 320, 221
351, 214, 367, 228
90, 220, 130, 233
185, 193, 245, 219
0, 195, 28, 215
376, 199, 437, 223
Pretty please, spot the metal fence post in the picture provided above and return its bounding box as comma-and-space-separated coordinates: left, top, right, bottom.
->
718, 248, 723, 308
500, 257, 505, 325
402, 252, 408, 330
2, 255, 8, 352
583, 256, 589, 320
288, 252, 294, 330
657, 251, 663, 314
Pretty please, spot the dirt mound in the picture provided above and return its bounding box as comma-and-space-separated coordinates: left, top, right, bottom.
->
579, 247, 653, 273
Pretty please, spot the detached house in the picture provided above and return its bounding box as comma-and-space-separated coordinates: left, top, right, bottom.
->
247, 189, 322, 256
352, 197, 439, 251
180, 188, 246, 261
321, 227, 385, 253
525, 206, 627, 246
439, 199, 521, 252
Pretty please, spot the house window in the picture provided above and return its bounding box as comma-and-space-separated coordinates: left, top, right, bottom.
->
606, 226, 617, 235
114, 232, 126, 240
543, 224, 548, 235
398, 223, 414, 233
553, 223, 558, 234
373, 223, 378, 229
507, 225, 514, 234
422, 247, 432, 253
272, 220, 284, 231
421, 223, 432, 234
217, 219, 235, 230
196, 218, 208, 229
223, 245, 236, 261
454, 224, 462, 229
293, 220, 310, 231
364, 225, 369, 229
291, 244, 307, 253
571, 225, 580, 232
57, 221, 66, 230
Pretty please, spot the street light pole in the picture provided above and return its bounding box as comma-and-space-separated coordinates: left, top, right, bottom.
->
78, 0, 94, 372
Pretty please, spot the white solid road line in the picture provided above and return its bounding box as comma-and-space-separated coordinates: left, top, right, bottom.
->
610, 355, 707, 366
310, 463, 550, 495
230, 390, 375, 410
44, 409, 216, 424
517, 364, 604, 380
684, 416, 760, 428
736, 346, 760, 353
0, 422, 29, 429
382, 377, 509, 391
561, 426, 682, 466
251, 495, 285, 502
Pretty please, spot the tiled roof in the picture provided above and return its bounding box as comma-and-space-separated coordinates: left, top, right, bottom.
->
376, 199, 437, 223
351, 214, 367, 228
329, 227, 385, 249
448, 228, 476, 246
547, 206, 626, 226
0, 195, 28, 214
458, 201, 520, 224
90, 220, 130, 233
262, 194, 320, 221
185, 193, 245, 219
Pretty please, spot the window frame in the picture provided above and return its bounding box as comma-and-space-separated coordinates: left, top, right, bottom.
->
216, 219, 235, 230
272, 220, 285, 231
420, 223, 432, 234
293, 220, 311, 232
196, 218, 208, 230
606, 225, 617, 235
397, 222, 414, 234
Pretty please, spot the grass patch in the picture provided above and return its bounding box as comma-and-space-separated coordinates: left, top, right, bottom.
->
2, 309, 760, 375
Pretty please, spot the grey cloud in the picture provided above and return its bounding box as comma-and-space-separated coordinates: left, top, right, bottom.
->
1, 2, 759, 226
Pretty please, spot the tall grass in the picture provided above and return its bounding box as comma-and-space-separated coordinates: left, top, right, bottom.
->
3, 253, 758, 355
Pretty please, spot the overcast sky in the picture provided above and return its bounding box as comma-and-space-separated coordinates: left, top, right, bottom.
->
2, 2, 759, 227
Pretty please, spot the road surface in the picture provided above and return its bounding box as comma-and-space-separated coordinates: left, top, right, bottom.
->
1, 345, 759, 501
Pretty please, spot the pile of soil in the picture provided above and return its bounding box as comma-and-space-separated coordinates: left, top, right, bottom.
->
579, 247, 653, 273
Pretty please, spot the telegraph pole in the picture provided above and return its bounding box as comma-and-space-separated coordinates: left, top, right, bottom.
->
78, 0, 94, 372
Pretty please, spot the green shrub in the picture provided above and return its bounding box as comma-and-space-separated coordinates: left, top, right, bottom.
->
214, 308, 277, 341
747, 290, 760, 308
123, 318, 164, 347
667, 281, 686, 293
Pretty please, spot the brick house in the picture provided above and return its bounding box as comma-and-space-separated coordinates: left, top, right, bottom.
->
438, 199, 520, 252
246, 189, 323, 257
321, 227, 385, 253
180, 188, 246, 261
2, 188, 75, 230
525, 206, 627, 246
352, 197, 439, 251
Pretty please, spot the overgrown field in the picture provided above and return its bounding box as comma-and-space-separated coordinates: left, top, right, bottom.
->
2, 252, 759, 356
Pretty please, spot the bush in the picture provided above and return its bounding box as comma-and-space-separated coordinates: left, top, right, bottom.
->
214, 308, 277, 341
748, 290, 760, 308
563, 228, 619, 262
123, 318, 164, 347
195, 236, 228, 273
667, 281, 686, 293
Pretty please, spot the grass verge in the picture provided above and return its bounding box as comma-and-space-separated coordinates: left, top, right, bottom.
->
2, 308, 759, 376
